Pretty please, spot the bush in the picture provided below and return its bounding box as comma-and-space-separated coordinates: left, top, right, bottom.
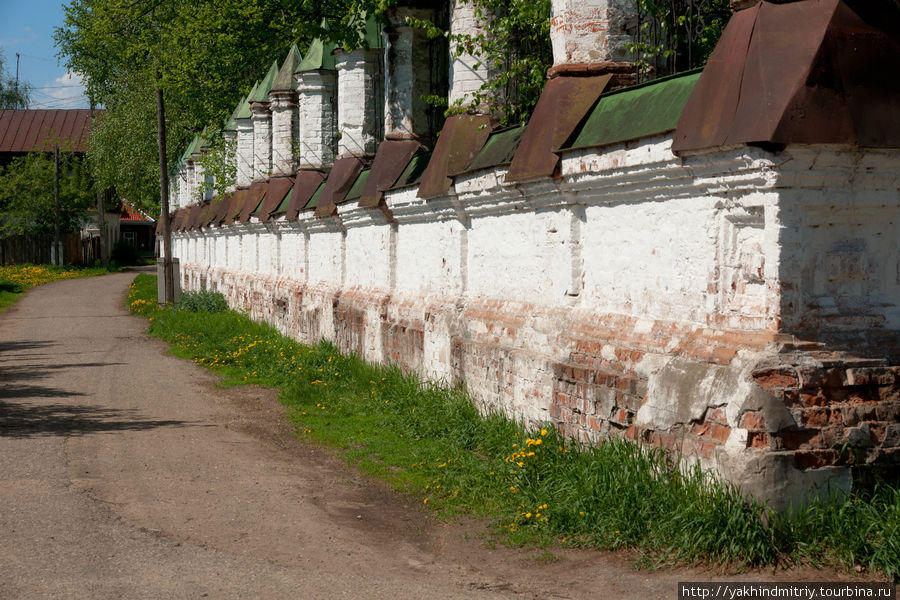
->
177, 289, 228, 313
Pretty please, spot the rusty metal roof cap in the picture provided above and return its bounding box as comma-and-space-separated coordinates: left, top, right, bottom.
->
239, 182, 268, 223
315, 157, 365, 217
673, 0, 900, 153
506, 74, 612, 182
417, 115, 496, 199
258, 176, 294, 221
286, 170, 327, 219
225, 189, 249, 224
360, 140, 421, 207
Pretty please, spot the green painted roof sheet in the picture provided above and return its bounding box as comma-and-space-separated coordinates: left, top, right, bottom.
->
567, 70, 702, 151
305, 182, 325, 210
273, 45, 303, 91
361, 12, 384, 50
297, 37, 337, 72
344, 169, 370, 202
248, 61, 279, 103
391, 151, 431, 189
272, 185, 293, 215
235, 82, 259, 119
466, 126, 525, 172
224, 94, 247, 130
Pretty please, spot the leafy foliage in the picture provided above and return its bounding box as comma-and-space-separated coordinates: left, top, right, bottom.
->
0, 152, 94, 237
54, 0, 353, 213
407, 0, 551, 125
626, 0, 732, 80
177, 289, 229, 314
194, 133, 237, 203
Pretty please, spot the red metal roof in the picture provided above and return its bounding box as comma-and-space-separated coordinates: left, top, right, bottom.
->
0, 109, 97, 153
120, 200, 155, 223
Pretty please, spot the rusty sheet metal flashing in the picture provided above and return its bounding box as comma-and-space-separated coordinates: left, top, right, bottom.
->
506, 74, 612, 182
673, 0, 900, 153
175, 207, 188, 232
225, 189, 249, 225
258, 176, 294, 221
213, 195, 232, 226
184, 204, 202, 231
360, 140, 421, 207
315, 157, 365, 218
286, 170, 327, 219
196, 203, 214, 229
417, 115, 496, 199
239, 182, 268, 223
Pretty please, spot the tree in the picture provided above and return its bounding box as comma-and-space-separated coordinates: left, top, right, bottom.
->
0, 152, 94, 237
0, 49, 31, 109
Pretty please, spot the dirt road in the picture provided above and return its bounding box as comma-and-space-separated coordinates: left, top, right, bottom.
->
0, 270, 844, 599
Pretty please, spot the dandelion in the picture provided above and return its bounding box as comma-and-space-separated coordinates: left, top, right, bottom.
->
540, 428, 548, 436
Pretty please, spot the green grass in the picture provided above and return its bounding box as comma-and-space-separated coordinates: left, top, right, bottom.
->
0, 263, 110, 313
128, 273, 899, 579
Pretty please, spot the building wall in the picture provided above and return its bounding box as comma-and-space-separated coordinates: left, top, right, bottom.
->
172, 135, 900, 509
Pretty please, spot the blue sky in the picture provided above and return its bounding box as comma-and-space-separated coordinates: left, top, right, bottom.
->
0, 0, 89, 109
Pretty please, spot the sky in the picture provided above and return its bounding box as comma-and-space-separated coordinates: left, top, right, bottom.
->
0, 0, 90, 109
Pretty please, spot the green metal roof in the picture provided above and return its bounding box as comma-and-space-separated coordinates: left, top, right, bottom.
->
224, 94, 247, 131
466, 126, 525, 172
305, 182, 325, 210
272, 186, 293, 215
297, 37, 337, 72
248, 61, 279, 103
344, 169, 370, 202
567, 70, 702, 151
360, 12, 384, 50
391, 151, 431, 189
234, 81, 259, 119
273, 45, 303, 91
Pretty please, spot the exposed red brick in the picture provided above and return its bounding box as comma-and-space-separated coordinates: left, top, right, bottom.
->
800, 392, 828, 407
740, 411, 766, 430
802, 408, 843, 428
692, 422, 731, 443
752, 367, 799, 390
747, 431, 770, 449
707, 407, 728, 424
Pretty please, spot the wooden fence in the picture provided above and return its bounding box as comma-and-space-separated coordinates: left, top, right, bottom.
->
0, 234, 86, 265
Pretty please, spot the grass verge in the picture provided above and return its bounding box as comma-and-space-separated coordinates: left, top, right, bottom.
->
0, 263, 110, 313
128, 273, 899, 579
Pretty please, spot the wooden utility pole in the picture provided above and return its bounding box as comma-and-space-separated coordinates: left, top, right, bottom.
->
54, 146, 61, 265
89, 100, 106, 265
157, 85, 174, 304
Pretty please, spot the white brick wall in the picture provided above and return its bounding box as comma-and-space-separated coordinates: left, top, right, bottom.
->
269, 93, 296, 177
335, 48, 380, 157
550, 0, 634, 66
251, 105, 272, 182
449, 0, 490, 109
296, 71, 337, 170
235, 120, 254, 188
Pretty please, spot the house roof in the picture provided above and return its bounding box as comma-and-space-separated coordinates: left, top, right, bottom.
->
0, 109, 97, 153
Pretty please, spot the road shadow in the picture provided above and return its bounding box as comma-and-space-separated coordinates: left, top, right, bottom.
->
0, 400, 201, 439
